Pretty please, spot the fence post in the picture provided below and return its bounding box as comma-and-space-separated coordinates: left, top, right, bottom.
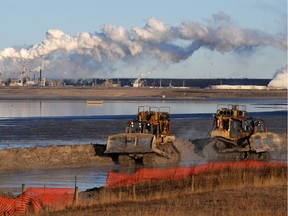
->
73, 176, 78, 206
22, 184, 26, 194
270, 171, 274, 183
191, 174, 195, 192
281, 168, 285, 183
74, 187, 79, 206
133, 184, 136, 201
242, 170, 246, 187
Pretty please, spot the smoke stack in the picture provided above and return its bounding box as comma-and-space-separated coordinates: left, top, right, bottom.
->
39, 69, 42, 82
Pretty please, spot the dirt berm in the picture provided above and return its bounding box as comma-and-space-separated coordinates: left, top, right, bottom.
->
0, 144, 113, 173
1, 134, 286, 173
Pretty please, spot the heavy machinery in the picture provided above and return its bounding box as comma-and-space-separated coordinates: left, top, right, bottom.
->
206, 104, 276, 161
104, 106, 181, 166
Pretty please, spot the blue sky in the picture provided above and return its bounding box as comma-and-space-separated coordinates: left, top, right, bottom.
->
0, 0, 287, 79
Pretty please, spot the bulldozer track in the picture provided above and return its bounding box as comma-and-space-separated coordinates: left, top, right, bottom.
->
215, 151, 270, 161
116, 142, 181, 167
118, 155, 135, 166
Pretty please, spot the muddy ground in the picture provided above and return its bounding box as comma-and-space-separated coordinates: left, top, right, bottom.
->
0, 114, 286, 173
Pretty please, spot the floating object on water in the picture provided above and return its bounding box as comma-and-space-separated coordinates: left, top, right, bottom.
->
86, 100, 104, 105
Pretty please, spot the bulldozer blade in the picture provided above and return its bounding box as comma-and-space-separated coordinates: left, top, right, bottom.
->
250, 132, 283, 153
105, 133, 155, 154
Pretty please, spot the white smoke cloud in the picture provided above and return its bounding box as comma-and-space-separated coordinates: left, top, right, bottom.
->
268, 66, 288, 89
0, 12, 287, 78
132, 17, 174, 43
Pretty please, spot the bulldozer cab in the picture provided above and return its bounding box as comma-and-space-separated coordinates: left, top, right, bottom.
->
211, 105, 257, 144
127, 106, 171, 139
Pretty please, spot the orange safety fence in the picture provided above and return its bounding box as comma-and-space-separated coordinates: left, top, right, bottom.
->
0, 187, 75, 216
0, 196, 16, 216
192, 160, 286, 175
14, 193, 42, 214
106, 161, 287, 188
106, 166, 193, 188
24, 187, 74, 210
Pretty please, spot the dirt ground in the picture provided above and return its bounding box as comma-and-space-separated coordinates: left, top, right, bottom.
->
0, 86, 286, 100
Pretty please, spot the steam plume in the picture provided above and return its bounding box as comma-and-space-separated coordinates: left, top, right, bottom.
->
0, 12, 287, 78
268, 66, 288, 89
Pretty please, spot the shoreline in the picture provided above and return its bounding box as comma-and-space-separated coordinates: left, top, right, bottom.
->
0, 86, 286, 100
0, 111, 286, 124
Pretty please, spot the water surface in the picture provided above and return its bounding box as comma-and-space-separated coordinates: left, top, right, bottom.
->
0, 98, 286, 118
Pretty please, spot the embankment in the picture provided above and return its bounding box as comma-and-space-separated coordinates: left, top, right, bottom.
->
0, 144, 113, 173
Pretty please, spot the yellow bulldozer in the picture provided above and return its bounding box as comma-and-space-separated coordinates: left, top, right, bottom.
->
208, 104, 278, 160
105, 106, 181, 166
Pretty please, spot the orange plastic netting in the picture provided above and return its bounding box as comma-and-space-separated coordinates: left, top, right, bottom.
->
106, 161, 287, 188
0, 196, 15, 215
24, 187, 74, 209
0, 187, 75, 215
